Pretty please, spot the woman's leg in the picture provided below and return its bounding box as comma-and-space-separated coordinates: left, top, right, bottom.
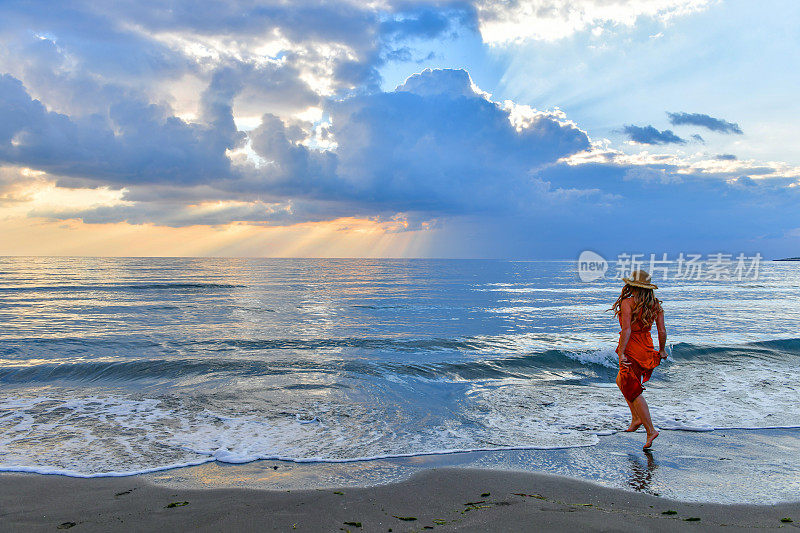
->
616, 371, 642, 431
632, 394, 659, 448
624, 398, 642, 431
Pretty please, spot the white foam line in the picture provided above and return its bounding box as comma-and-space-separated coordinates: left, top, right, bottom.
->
659, 424, 800, 432
584, 425, 800, 437
206, 440, 604, 465
0, 441, 601, 478
657, 425, 714, 433
0, 457, 215, 478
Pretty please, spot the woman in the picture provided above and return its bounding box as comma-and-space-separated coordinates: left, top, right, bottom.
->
609, 270, 667, 449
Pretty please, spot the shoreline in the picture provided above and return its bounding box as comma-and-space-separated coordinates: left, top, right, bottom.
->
3, 466, 799, 532
2, 428, 799, 503
97, 427, 800, 504
3, 428, 800, 530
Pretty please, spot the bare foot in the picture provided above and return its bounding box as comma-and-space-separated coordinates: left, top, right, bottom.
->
643, 431, 659, 449
625, 420, 642, 432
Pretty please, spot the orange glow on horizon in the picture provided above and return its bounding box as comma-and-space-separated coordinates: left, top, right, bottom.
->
0, 215, 436, 258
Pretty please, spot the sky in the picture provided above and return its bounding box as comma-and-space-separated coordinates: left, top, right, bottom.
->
1, 0, 799, 259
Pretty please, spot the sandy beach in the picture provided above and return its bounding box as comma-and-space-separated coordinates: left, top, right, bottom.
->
3, 429, 800, 532
3, 466, 800, 532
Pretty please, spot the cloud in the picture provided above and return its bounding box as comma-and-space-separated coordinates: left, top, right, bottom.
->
380, 5, 477, 41
728, 175, 758, 188
30, 200, 295, 227
667, 112, 743, 134
1, 0, 798, 257
317, 68, 592, 213
473, 0, 713, 43
6, 58, 798, 243
395, 67, 483, 98
0, 166, 47, 204
0, 0, 476, 121
246, 112, 338, 198
622, 166, 682, 184
503, 155, 800, 257
561, 142, 800, 183
0, 73, 242, 184
621, 124, 686, 145
5, 67, 595, 226
242, 68, 592, 217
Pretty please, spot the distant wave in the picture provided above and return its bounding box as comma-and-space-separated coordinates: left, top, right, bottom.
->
669, 337, 800, 360
351, 304, 406, 309
4, 338, 798, 384
0, 282, 246, 292
187, 337, 489, 351
0, 352, 602, 384
474, 286, 611, 293
0, 359, 301, 384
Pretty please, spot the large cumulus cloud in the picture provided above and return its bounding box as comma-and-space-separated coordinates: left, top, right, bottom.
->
0, 0, 477, 120
0, 73, 241, 184
244, 67, 593, 216
321, 68, 591, 213
24, 68, 595, 225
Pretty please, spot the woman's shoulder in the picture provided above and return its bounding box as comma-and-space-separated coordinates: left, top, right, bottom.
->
619, 296, 634, 313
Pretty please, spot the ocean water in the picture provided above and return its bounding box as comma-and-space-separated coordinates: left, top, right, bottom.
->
1, 257, 799, 477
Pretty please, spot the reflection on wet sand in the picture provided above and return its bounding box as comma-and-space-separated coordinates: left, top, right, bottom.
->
627, 450, 658, 495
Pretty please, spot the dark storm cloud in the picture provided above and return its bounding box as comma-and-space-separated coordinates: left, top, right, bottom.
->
499, 159, 800, 257
0, 0, 481, 196
621, 125, 686, 145
247, 68, 591, 214
15, 68, 595, 226
0, 74, 241, 184
667, 112, 743, 134
0, 0, 476, 113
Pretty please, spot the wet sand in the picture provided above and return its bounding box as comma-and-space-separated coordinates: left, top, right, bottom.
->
143, 428, 800, 505
2, 467, 799, 532
3, 428, 800, 531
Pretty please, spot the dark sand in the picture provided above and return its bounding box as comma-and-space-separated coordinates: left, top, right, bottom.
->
2, 467, 799, 532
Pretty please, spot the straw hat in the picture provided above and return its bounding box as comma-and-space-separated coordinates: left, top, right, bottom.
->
623, 269, 658, 289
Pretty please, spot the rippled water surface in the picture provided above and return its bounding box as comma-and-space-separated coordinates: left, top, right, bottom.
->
1, 257, 799, 476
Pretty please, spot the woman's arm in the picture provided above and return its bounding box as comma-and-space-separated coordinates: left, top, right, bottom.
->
617, 299, 632, 366
656, 309, 667, 359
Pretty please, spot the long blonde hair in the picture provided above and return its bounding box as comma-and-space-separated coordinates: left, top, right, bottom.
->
609, 285, 663, 325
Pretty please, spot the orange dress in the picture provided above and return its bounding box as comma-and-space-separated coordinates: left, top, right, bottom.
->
617, 299, 662, 402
